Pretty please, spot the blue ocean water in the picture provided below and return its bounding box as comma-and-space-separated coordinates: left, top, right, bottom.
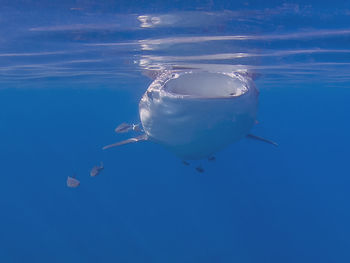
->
1, 1, 350, 262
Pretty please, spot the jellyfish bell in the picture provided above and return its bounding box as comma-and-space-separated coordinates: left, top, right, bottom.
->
103, 69, 277, 160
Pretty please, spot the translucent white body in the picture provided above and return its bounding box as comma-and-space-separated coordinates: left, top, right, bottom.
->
139, 71, 259, 160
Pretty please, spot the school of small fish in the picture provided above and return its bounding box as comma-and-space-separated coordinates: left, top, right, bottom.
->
67, 118, 220, 188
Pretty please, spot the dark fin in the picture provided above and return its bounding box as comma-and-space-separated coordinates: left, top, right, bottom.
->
196, 166, 204, 173
246, 134, 278, 147
102, 134, 148, 150
182, 160, 190, 166
208, 156, 216, 161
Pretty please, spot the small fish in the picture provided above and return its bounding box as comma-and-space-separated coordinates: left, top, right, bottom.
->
196, 166, 204, 173
115, 123, 141, 133
182, 160, 190, 166
90, 162, 104, 177
115, 123, 133, 133
208, 156, 216, 161
67, 175, 80, 188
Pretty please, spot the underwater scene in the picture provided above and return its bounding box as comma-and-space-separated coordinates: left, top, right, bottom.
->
1, 0, 350, 262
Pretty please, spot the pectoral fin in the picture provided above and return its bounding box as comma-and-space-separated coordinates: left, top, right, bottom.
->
102, 134, 148, 150
246, 134, 278, 147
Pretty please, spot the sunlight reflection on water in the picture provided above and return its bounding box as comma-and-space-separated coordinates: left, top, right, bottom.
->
0, 5, 350, 87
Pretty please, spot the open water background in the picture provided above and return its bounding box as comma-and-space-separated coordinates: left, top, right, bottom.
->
0, 0, 350, 262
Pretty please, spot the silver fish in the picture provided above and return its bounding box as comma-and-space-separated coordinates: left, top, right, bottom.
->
90, 162, 104, 177
115, 123, 141, 133
67, 176, 80, 188
115, 123, 133, 133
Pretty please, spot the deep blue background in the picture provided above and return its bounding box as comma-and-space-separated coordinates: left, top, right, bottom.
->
1, 83, 349, 262
0, 0, 350, 262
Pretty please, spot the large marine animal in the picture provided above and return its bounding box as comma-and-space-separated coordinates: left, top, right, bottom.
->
103, 69, 277, 161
